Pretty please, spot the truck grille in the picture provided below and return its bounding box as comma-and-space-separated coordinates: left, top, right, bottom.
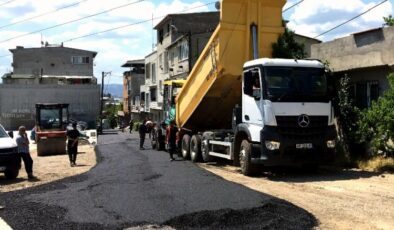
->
275, 116, 328, 140
0, 147, 16, 154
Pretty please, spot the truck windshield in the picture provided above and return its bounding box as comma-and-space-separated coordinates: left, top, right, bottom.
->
0, 126, 7, 138
40, 109, 61, 130
264, 67, 329, 102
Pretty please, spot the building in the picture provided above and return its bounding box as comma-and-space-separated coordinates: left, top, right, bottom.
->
0, 44, 100, 130
139, 12, 220, 122
293, 34, 321, 58
121, 59, 145, 122
142, 51, 159, 120
311, 26, 394, 108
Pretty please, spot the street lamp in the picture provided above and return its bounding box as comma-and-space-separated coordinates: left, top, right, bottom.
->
99, 71, 111, 134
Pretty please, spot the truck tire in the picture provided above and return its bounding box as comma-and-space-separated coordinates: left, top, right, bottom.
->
181, 134, 191, 160
240, 140, 254, 176
190, 135, 202, 162
201, 132, 214, 162
4, 165, 19, 180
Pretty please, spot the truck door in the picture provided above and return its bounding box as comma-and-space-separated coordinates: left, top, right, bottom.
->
242, 68, 263, 125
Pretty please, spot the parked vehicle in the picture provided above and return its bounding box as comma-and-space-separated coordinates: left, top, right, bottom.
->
0, 124, 20, 179
173, 0, 336, 175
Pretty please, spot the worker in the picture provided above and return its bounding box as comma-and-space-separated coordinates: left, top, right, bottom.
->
166, 120, 177, 161
129, 119, 134, 133
139, 119, 147, 150
67, 122, 80, 167
16, 126, 36, 179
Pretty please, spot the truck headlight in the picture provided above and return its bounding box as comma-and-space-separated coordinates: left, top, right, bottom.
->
327, 140, 336, 149
265, 141, 280, 150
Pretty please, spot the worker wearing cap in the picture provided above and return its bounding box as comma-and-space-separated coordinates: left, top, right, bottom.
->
67, 122, 80, 167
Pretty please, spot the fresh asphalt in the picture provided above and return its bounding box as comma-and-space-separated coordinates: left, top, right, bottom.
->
0, 130, 317, 229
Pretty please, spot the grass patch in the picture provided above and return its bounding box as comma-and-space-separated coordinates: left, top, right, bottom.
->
358, 156, 394, 173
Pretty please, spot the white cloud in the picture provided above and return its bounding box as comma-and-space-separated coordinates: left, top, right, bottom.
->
286, 0, 393, 40
0, 0, 212, 84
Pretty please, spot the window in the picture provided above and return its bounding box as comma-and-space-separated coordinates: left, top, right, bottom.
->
169, 51, 174, 66
151, 63, 156, 83
150, 87, 157, 102
158, 29, 164, 44
71, 56, 90, 64
145, 63, 151, 79
163, 51, 169, 73
178, 40, 189, 61
352, 81, 379, 109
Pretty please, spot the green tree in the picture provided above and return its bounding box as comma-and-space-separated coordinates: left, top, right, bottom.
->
272, 27, 306, 59
335, 74, 362, 158
383, 15, 394, 26
358, 73, 394, 157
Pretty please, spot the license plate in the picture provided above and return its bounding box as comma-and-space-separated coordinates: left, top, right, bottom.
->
0, 166, 6, 171
296, 143, 313, 149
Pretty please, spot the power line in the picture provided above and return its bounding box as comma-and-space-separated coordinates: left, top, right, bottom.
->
62, 1, 216, 43
0, 0, 16, 7
283, 0, 304, 13
314, 0, 388, 39
0, 0, 88, 30
0, 0, 147, 43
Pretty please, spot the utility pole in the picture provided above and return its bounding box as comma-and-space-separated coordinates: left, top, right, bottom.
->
99, 71, 111, 134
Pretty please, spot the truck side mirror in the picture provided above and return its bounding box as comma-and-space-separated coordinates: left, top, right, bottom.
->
8, 131, 13, 138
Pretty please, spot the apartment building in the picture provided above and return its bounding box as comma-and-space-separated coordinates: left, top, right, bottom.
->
139, 12, 219, 122
0, 44, 100, 130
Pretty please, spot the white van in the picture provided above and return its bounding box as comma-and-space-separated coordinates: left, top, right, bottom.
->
0, 124, 20, 179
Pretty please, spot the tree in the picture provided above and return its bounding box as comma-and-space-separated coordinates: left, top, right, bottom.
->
383, 15, 394, 26
272, 27, 306, 59
358, 73, 394, 157
335, 74, 362, 159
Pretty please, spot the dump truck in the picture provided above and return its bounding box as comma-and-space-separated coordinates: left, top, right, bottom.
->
175, 0, 336, 175
35, 103, 69, 156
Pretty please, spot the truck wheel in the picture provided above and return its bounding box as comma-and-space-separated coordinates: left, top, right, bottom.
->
190, 135, 202, 162
181, 134, 191, 160
4, 165, 19, 179
240, 140, 254, 176
201, 132, 214, 162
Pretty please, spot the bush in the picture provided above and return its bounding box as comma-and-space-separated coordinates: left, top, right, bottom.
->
334, 75, 363, 161
357, 73, 394, 157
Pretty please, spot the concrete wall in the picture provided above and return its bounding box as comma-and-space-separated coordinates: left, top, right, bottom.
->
0, 84, 100, 130
11, 46, 95, 76
311, 26, 394, 72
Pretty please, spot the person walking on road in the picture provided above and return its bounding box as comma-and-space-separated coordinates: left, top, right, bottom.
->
139, 119, 147, 150
67, 122, 80, 167
16, 126, 36, 179
166, 120, 177, 161
129, 119, 134, 133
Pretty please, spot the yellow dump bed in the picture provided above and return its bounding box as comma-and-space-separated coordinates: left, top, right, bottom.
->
176, 0, 285, 131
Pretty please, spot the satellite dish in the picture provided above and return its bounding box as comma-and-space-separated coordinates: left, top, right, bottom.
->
215, 1, 221, 10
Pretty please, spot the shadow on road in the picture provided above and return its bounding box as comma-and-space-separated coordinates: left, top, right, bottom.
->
265, 167, 382, 183
206, 159, 382, 183
0, 177, 26, 186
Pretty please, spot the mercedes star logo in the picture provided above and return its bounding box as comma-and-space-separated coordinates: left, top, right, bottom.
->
298, 114, 310, 128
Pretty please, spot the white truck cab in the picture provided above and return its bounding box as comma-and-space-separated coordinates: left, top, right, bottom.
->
237, 58, 336, 169
0, 124, 21, 179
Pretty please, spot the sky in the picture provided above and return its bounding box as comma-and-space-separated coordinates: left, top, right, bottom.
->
0, 0, 392, 84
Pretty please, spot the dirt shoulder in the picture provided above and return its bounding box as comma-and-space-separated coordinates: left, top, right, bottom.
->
0, 143, 97, 193
198, 163, 394, 230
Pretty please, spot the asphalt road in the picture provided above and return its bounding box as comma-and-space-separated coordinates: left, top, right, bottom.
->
0, 130, 317, 229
